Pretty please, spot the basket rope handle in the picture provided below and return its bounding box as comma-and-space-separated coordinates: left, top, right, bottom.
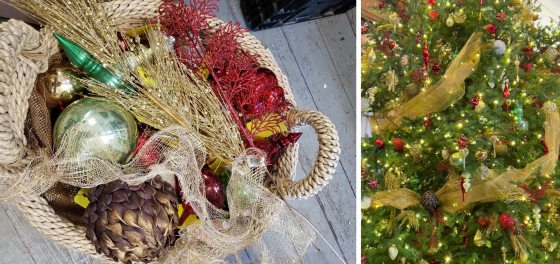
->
275, 109, 341, 199
0, 19, 56, 168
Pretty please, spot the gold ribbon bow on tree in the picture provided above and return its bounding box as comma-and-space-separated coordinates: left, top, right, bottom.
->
370, 32, 483, 135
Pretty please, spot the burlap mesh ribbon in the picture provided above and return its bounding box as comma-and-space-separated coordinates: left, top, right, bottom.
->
371, 103, 560, 213
370, 32, 483, 134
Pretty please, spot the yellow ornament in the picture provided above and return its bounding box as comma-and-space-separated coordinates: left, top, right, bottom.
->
474, 229, 485, 247
495, 141, 509, 156
475, 150, 488, 161
453, 10, 466, 24
475, 100, 486, 112
542, 235, 558, 252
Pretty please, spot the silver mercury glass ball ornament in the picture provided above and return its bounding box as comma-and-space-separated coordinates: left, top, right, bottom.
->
53, 98, 138, 164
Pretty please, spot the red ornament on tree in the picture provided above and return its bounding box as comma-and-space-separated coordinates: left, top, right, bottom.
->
361, 23, 368, 34
423, 41, 430, 69
503, 81, 510, 112
496, 12, 507, 22
388, 39, 396, 50
424, 114, 433, 130
541, 139, 549, 154
393, 138, 405, 152
477, 216, 490, 228
429, 10, 440, 21
458, 135, 469, 148
523, 46, 534, 57
486, 24, 497, 34
375, 139, 385, 149
368, 179, 379, 189
378, 1, 385, 9
431, 64, 440, 75
470, 95, 480, 108
499, 213, 516, 230
427, 0, 436, 6
521, 62, 533, 72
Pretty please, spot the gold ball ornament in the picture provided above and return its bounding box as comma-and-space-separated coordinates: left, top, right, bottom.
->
512, 0, 522, 6
44, 63, 86, 105
453, 10, 467, 24
405, 83, 419, 97
475, 150, 488, 161
495, 141, 509, 156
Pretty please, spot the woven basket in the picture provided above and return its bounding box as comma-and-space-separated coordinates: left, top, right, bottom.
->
0, 0, 340, 262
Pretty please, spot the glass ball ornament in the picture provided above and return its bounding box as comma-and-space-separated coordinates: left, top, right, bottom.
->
53, 98, 138, 164
519, 119, 529, 130
44, 63, 86, 105
493, 40, 507, 56
449, 152, 464, 168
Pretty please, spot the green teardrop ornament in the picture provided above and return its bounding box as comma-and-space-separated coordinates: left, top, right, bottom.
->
54, 34, 132, 92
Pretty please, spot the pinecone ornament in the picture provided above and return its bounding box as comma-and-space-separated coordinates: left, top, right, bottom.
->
421, 191, 440, 215
84, 176, 178, 263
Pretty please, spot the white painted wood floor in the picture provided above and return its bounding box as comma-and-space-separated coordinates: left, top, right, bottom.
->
0, 2, 356, 264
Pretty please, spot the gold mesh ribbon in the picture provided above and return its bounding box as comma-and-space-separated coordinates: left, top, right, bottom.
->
371, 105, 560, 213
370, 32, 483, 134
0, 124, 314, 263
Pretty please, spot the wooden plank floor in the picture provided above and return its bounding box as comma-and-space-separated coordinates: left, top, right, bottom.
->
0, 2, 356, 264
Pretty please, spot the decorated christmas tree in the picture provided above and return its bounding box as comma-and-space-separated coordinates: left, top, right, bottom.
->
361, 0, 560, 263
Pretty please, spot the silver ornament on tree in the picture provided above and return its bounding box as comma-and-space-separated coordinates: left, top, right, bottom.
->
53, 98, 138, 163
388, 244, 399, 260
493, 40, 507, 56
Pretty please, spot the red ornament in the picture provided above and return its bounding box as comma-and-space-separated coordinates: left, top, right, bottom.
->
431, 64, 440, 75
361, 255, 366, 264
496, 12, 507, 22
503, 81, 510, 112
378, 2, 385, 9
368, 179, 378, 189
375, 139, 385, 149
521, 62, 533, 72
429, 10, 440, 21
254, 132, 302, 165
393, 138, 405, 152
458, 135, 469, 148
427, 0, 436, 6
423, 41, 430, 69
388, 39, 396, 50
541, 139, 549, 154
179, 167, 227, 222
470, 95, 479, 108
424, 114, 433, 129
523, 46, 534, 57
361, 23, 368, 34
133, 133, 160, 167
499, 213, 516, 230
477, 216, 490, 228
486, 24, 497, 34
412, 69, 428, 84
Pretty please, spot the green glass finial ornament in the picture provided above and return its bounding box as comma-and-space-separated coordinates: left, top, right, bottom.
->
53, 98, 138, 164
54, 34, 132, 92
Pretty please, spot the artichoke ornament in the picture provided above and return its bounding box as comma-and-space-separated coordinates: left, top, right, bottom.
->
84, 176, 179, 263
